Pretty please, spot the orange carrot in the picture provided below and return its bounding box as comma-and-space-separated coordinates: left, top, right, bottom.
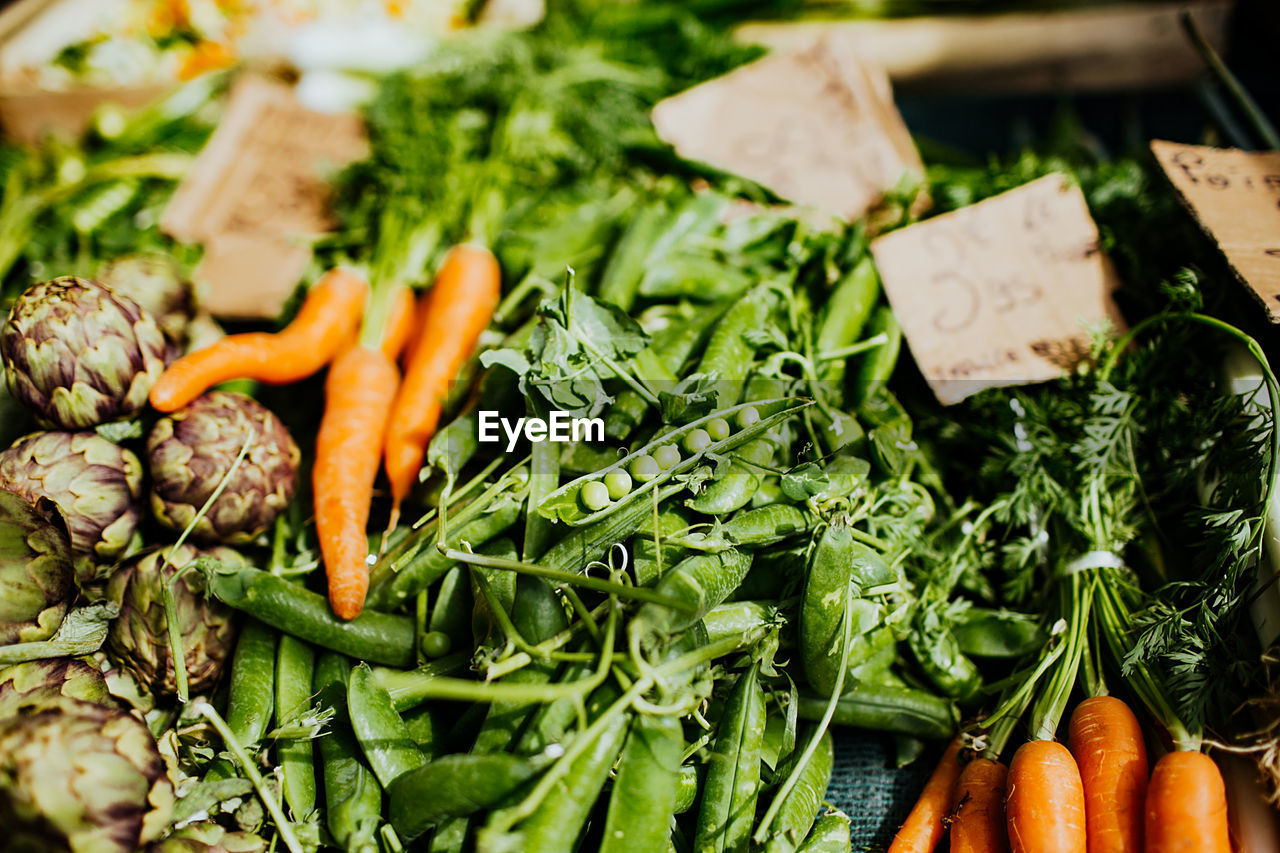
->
889, 737, 964, 853
1069, 696, 1148, 853
314, 344, 399, 620
1143, 751, 1231, 853
150, 268, 368, 412
384, 245, 500, 505
380, 285, 418, 361
1006, 740, 1087, 853
951, 757, 1010, 853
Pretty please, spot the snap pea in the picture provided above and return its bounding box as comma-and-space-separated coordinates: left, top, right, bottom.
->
694, 662, 765, 853
631, 537, 690, 588
686, 437, 778, 516
537, 398, 809, 527
794, 685, 957, 740
431, 566, 473, 657
274, 634, 317, 820
636, 548, 753, 636
402, 706, 447, 754
540, 482, 683, 576
472, 576, 569, 755
604, 304, 729, 441
796, 809, 852, 853
597, 200, 669, 311
388, 753, 540, 841
601, 713, 684, 853
347, 663, 426, 789
471, 539, 519, 648
524, 402, 561, 562
800, 524, 893, 696
204, 565, 416, 668
722, 505, 814, 549
367, 488, 526, 609
225, 620, 277, 749
853, 306, 901, 410
702, 601, 778, 646
697, 288, 775, 408
761, 731, 834, 853
908, 626, 982, 701
674, 764, 701, 814
314, 653, 381, 853
512, 686, 630, 853
815, 258, 879, 391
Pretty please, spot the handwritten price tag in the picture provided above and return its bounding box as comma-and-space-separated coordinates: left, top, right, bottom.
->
162, 76, 368, 320
650, 31, 922, 222
1151, 140, 1280, 323
870, 174, 1124, 405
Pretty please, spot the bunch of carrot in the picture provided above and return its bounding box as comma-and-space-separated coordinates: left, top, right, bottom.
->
149, 247, 501, 620
888, 695, 1232, 853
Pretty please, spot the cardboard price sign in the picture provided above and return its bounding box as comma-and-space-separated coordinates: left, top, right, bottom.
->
650, 31, 921, 223
870, 174, 1124, 405
162, 75, 368, 320
1151, 140, 1280, 323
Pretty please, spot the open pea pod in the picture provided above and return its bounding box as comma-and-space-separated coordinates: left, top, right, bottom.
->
536, 397, 811, 527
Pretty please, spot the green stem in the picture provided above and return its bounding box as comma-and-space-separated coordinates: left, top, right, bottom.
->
194, 700, 304, 853
1180, 12, 1280, 150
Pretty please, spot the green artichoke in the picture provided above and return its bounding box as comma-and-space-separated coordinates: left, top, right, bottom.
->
106, 544, 242, 696
97, 254, 195, 354
1, 276, 168, 429
148, 392, 299, 545
0, 489, 75, 645
0, 702, 174, 853
0, 658, 115, 717
0, 431, 144, 574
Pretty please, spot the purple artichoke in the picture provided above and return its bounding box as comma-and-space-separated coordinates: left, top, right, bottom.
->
1, 276, 167, 429
148, 392, 299, 545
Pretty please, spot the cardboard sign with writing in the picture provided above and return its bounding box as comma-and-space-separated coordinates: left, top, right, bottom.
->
870, 173, 1124, 405
650, 31, 921, 223
1151, 140, 1280, 323
162, 75, 367, 320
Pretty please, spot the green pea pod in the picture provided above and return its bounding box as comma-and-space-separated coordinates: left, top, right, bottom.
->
702, 602, 778, 647
601, 713, 684, 853
722, 505, 814, 549
472, 576, 568, 755
636, 549, 754, 636
388, 753, 540, 841
686, 437, 778, 516
402, 706, 446, 754
953, 607, 1045, 658
524, 401, 562, 563
203, 565, 416, 667
674, 763, 701, 814
631, 537, 690, 588
761, 731, 834, 853
696, 288, 775, 408
853, 306, 901, 410
428, 819, 468, 853
795, 686, 957, 740
538, 398, 809, 527
816, 258, 880, 390
347, 663, 426, 789
431, 566, 473, 656
314, 653, 381, 853
694, 663, 765, 853
471, 538, 519, 648
367, 488, 526, 609
598, 200, 670, 311
512, 689, 631, 853
559, 438, 622, 476
226, 620, 277, 748
796, 809, 852, 853
800, 524, 892, 696
541, 482, 684, 574
908, 627, 983, 701
604, 303, 730, 441
274, 633, 317, 820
